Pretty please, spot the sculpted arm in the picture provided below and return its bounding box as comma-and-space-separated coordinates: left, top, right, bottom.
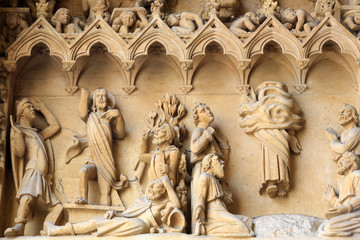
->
295, 10, 306, 31
79, 88, 90, 122
191, 127, 214, 154
181, 12, 203, 28
168, 150, 180, 185
10, 116, 25, 158
139, 130, 152, 164
162, 176, 181, 209
112, 111, 125, 139
330, 132, 360, 154
347, 173, 360, 211
33, 100, 60, 140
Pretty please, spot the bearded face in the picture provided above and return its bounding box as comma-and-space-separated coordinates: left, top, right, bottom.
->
94, 89, 108, 112
146, 181, 165, 200
339, 107, 354, 126
152, 127, 169, 146
337, 158, 353, 175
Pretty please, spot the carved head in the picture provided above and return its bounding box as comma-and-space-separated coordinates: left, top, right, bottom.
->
5, 13, 20, 30
146, 178, 166, 200
337, 151, 360, 175
53, 8, 71, 25
16, 98, 36, 123
339, 104, 359, 126
152, 123, 176, 146
245, 11, 260, 26
280, 8, 297, 24
120, 10, 137, 27
166, 13, 180, 27
193, 102, 214, 126
202, 153, 225, 179
92, 88, 108, 112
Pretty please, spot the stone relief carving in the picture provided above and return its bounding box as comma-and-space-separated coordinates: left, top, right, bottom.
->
4, 98, 63, 237
342, 10, 360, 39
166, 12, 203, 35
193, 153, 254, 237
326, 104, 360, 160
51, 8, 84, 33
280, 8, 319, 33
202, 0, 239, 21
135, 94, 187, 213
111, 8, 148, 34
238, 81, 305, 198
318, 151, 360, 237
65, 88, 129, 206
83, 0, 110, 24
0, 13, 28, 56
43, 176, 186, 236
230, 11, 261, 36
313, 0, 340, 21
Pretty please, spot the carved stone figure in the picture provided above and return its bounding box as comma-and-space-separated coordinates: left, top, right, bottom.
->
26, 0, 55, 19
111, 8, 148, 34
318, 151, 360, 237
193, 153, 254, 237
230, 11, 260, 36
135, 0, 165, 14
326, 104, 360, 160
4, 98, 63, 237
65, 88, 128, 205
83, 0, 110, 24
238, 81, 305, 198
190, 102, 230, 231
0, 13, 28, 55
166, 12, 203, 35
280, 8, 319, 33
43, 176, 186, 236
202, 0, 239, 21
135, 94, 187, 213
51, 8, 84, 34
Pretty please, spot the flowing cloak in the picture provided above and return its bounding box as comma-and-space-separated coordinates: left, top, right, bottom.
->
238, 81, 304, 193
94, 196, 185, 236
11, 125, 59, 206
196, 172, 254, 238
319, 170, 360, 237
65, 112, 125, 190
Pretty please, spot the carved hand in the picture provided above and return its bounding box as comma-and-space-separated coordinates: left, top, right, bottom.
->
324, 184, 336, 202
326, 128, 338, 141
325, 205, 348, 219
142, 129, 152, 140
103, 109, 120, 120
29, 98, 45, 111
289, 134, 302, 154
159, 163, 170, 175
104, 210, 116, 219
160, 175, 171, 186
81, 88, 90, 97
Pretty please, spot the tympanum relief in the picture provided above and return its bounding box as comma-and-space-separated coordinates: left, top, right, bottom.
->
3, 0, 360, 238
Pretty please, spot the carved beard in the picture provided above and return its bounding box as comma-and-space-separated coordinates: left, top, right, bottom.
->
339, 116, 353, 126
96, 101, 107, 111
337, 163, 352, 175
147, 190, 163, 200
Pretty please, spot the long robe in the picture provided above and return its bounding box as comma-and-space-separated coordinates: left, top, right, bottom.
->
319, 170, 360, 237
196, 172, 254, 238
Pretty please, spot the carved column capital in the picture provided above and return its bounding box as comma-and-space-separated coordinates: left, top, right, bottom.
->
62, 61, 76, 72
180, 60, 193, 70
296, 59, 311, 70
121, 61, 135, 71
3, 60, 17, 72
122, 85, 136, 95
237, 59, 251, 71
180, 84, 193, 94
65, 85, 79, 95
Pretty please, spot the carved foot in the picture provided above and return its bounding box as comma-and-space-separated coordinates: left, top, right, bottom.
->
4, 223, 25, 237
75, 197, 88, 205
43, 222, 75, 236
266, 185, 278, 198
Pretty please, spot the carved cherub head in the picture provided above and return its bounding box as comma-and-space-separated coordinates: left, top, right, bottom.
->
5, 13, 21, 30
166, 13, 180, 27
339, 104, 359, 126
53, 8, 71, 25
120, 10, 137, 27
281, 8, 297, 24
193, 102, 214, 126
202, 153, 225, 179
337, 151, 360, 175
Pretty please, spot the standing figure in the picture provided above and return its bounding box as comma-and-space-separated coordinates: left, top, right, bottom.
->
65, 88, 128, 206
326, 104, 360, 160
4, 98, 63, 237
318, 151, 360, 237
43, 176, 186, 236
190, 102, 230, 231
238, 81, 305, 198
194, 154, 254, 237
166, 12, 204, 34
